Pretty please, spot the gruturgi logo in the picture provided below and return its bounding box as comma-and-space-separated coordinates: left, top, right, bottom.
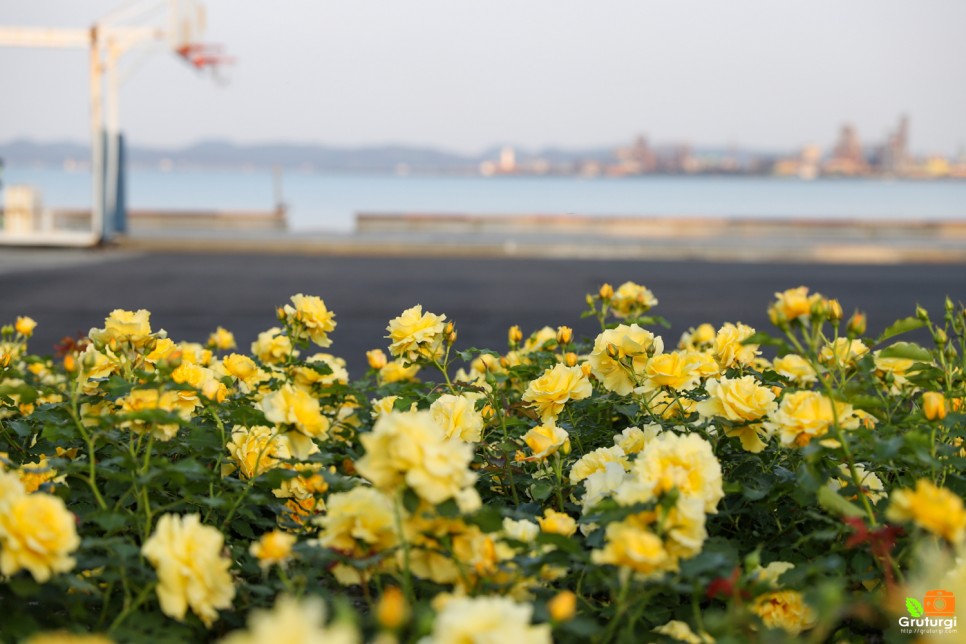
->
900, 589, 958, 635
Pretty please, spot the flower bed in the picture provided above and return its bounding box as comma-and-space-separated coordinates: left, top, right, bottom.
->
0, 284, 964, 642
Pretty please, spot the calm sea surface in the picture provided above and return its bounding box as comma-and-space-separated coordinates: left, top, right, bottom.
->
5, 167, 966, 232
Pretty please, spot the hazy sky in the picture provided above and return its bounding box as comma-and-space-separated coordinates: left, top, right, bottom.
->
1, 1, 964, 154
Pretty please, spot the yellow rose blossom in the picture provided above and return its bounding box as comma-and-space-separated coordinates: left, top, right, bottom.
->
653, 619, 713, 643
427, 596, 551, 644
522, 422, 569, 460
207, 326, 236, 351
171, 361, 228, 403
24, 633, 114, 644
569, 445, 628, 484
0, 491, 79, 582
141, 513, 235, 627
293, 353, 349, 390
819, 337, 869, 368
15, 316, 37, 337
609, 281, 658, 318
219, 595, 359, 644
588, 324, 664, 396
226, 425, 292, 479
260, 384, 330, 443
697, 376, 778, 453
886, 480, 966, 544
922, 391, 948, 421
356, 410, 476, 505
828, 463, 885, 504
273, 463, 329, 501
538, 509, 578, 537
642, 350, 702, 391
386, 305, 447, 364
772, 354, 817, 386
873, 351, 921, 392
678, 323, 716, 350
765, 391, 860, 447
315, 486, 398, 557
377, 586, 410, 631
521, 326, 558, 354
0, 468, 27, 510
18, 456, 66, 493
751, 590, 816, 635
502, 517, 540, 544
617, 432, 723, 513
614, 424, 662, 454
117, 388, 194, 442
591, 518, 670, 578
522, 363, 592, 422
282, 294, 337, 347
644, 389, 697, 420
177, 341, 213, 366
713, 322, 759, 369
89, 308, 153, 348
250, 530, 296, 571
251, 327, 294, 365
378, 359, 421, 384
768, 286, 823, 326
430, 393, 486, 442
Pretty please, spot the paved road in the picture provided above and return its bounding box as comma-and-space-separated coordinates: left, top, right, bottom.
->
2, 250, 962, 375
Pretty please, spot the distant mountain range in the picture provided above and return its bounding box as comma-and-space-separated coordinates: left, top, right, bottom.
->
0, 139, 770, 173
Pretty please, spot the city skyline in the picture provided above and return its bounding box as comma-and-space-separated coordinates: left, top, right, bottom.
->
1, 1, 965, 156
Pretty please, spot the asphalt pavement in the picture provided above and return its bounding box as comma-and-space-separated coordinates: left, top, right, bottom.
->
2, 249, 962, 375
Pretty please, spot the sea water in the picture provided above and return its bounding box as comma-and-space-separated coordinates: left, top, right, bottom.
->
4, 167, 966, 232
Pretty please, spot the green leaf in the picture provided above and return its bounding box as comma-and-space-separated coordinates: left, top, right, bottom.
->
877, 342, 932, 362
906, 597, 924, 618
876, 317, 926, 344
817, 486, 866, 519
530, 481, 554, 501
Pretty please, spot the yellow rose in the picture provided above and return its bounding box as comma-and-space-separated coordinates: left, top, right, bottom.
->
873, 351, 921, 393
272, 463, 329, 501
588, 324, 664, 396
591, 518, 670, 578
772, 354, 817, 386
89, 309, 153, 348
713, 322, 759, 369
207, 326, 236, 351
430, 393, 486, 442
377, 586, 410, 630
618, 433, 723, 513
538, 509, 578, 537
751, 590, 816, 635
523, 422, 569, 460
765, 391, 859, 447
378, 359, 420, 384
356, 410, 476, 505
678, 323, 716, 350
386, 305, 447, 364
613, 424, 662, 454
768, 286, 823, 326
293, 353, 349, 390
642, 350, 702, 391
18, 456, 65, 493
427, 596, 551, 644
366, 349, 388, 370
828, 463, 885, 504
117, 388, 194, 441
260, 384, 330, 442
251, 328, 294, 365
569, 445, 628, 484
0, 491, 79, 582
219, 595, 358, 644
141, 514, 235, 627
223, 353, 259, 383
522, 363, 592, 422
887, 479, 966, 544
282, 294, 337, 348
609, 281, 658, 319
922, 391, 948, 421
24, 633, 114, 644
226, 425, 292, 479
316, 486, 398, 553
697, 376, 778, 453
819, 338, 869, 368
502, 517, 540, 544
15, 316, 37, 337
653, 620, 713, 644
171, 362, 228, 403
250, 530, 296, 571
0, 469, 27, 509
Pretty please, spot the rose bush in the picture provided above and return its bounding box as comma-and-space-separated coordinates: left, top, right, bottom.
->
0, 287, 965, 642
